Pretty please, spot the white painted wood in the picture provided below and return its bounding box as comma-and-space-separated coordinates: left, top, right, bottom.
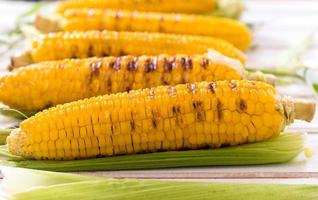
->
0, 0, 318, 183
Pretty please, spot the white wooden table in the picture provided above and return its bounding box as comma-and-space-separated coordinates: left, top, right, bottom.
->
0, 0, 317, 184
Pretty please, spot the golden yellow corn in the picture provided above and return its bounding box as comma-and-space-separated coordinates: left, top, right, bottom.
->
55, 0, 216, 14
35, 9, 252, 50
7, 80, 315, 160
1, 52, 243, 111
10, 30, 246, 69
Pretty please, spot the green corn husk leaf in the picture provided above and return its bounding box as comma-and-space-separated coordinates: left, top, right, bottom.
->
0, 129, 11, 145
0, 133, 305, 172
0, 106, 36, 120
1, 167, 318, 200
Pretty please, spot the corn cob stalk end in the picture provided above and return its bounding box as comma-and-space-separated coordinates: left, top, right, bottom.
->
34, 14, 61, 33
9, 51, 33, 70
293, 98, 316, 122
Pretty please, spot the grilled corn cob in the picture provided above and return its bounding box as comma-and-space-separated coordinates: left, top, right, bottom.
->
10, 30, 246, 69
7, 80, 316, 160
35, 9, 252, 50
56, 0, 217, 14
1, 52, 245, 111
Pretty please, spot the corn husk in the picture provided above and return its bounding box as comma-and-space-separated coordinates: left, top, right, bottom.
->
1, 167, 318, 200
0, 132, 305, 172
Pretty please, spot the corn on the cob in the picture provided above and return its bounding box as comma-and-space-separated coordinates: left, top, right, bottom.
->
7, 80, 316, 160
2, 52, 245, 111
10, 30, 246, 69
35, 9, 252, 50
55, 0, 217, 14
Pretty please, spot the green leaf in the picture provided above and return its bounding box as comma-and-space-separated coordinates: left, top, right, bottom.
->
2, 167, 318, 200
0, 133, 304, 172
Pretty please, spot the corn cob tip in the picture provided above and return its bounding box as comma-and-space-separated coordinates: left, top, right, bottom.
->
214, 0, 245, 19
6, 129, 27, 158
9, 51, 33, 70
34, 14, 61, 33
293, 98, 316, 122
246, 71, 277, 86
282, 97, 316, 123
206, 49, 244, 76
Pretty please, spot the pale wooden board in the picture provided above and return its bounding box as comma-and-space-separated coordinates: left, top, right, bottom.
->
0, 0, 318, 184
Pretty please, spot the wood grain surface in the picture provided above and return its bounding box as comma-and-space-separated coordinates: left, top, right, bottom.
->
0, 0, 317, 184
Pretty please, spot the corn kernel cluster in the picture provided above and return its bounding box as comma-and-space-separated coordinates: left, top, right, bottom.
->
0, 54, 243, 111
30, 31, 246, 65
7, 80, 285, 160
56, 0, 216, 14
60, 9, 251, 50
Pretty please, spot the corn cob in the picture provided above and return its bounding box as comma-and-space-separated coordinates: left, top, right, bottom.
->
55, 0, 217, 14
10, 30, 246, 69
7, 80, 316, 160
1, 52, 277, 112
4, 52, 245, 111
35, 9, 252, 50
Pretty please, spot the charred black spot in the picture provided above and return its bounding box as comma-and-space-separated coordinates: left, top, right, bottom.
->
208, 82, 216, 93
145, 58, 156, 73
196, 112, 205, 121
180, 57, 193, 70
180, 57, 186, 68
107, 78, 112, 87
152, 119, 157, 128
229, 82, 237, 89
127, 57, 138, 71
108, 61, 115, 69
201, 58, 209, 69
217, 100, 223, 120
163, 57, 176, 72
114, 58, 121, 71
172, 105, 181, 115
89, 60, 103, 82
187, 83, 196, 94
192, 100, 203, 110
130, 120, 135, 131
187, 56, 193, 69
240, 99, 247, 111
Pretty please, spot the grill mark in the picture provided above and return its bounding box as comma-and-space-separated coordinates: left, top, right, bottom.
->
114, 58, 121, 71
192, 100, 203, 110
201, 58, 209, 69
89, 60, 103, 82
145, 58, 157, 73
240, 99, 247, 111
196, 112, 205, 121
108, 61, 115, 69
187, 83, 196, 94
152, 118, 157, 128
127, 57, 138, 71
130, 120, 135, 131
172, 105, 181, 115
208, 82, 216, 93
163, 57, 176, 72
229, 82, 237, 89
180, 57, 193, 70
217, 100, 223, 120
